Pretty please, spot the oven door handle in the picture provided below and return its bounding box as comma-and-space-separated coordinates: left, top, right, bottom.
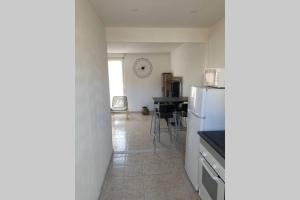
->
201, 158, 221, 182
200, 156, 225, 200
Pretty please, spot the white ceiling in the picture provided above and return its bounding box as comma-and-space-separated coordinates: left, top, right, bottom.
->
91, 0, 224, 27
107, 42, 182, 54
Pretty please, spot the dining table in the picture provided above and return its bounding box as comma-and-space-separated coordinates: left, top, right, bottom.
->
152, 96, 189, 105
150, 96, 189, 147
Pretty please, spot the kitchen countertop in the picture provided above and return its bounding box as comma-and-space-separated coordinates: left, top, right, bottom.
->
198, 130, 225, 159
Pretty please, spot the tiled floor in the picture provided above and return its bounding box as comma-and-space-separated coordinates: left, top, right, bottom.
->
100, 113, 200, 200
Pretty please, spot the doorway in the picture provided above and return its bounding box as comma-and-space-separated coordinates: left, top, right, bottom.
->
108, 59, 124, 108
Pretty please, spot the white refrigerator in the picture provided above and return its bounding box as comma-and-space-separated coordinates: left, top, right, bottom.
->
185, 86, 225, 190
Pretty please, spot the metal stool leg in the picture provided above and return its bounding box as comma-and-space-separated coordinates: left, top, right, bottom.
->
150, 112, 154, 135
167, 119, 173, 143
153, 127, 157, 152
174, 112, 179, 148
153, 113, 159, 147
158, 118, 161, 142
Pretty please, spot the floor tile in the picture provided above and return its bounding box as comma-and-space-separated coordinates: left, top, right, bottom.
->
143, 175, 164, 190
143, 162, 165, 175
104, 177, 124, 192
112, 156, 127, 166
99, 113, 199, 200
144, 187, 168, 200
124, 164, 143, 177
122, 189, 144, 200
101, 190, 123, 200
123, 176, 144, 191
109, 165, 125, 177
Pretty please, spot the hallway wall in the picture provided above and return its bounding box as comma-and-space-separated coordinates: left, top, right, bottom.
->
75, 0, 112, 200
208, 18, 225, 68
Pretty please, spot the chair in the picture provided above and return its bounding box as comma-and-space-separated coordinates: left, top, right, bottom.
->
111, 96, 129, 119
178, 103, 188, 127
151, 103, 176, 145
169, 103, 188, 147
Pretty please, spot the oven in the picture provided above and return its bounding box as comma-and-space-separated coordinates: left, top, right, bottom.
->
198, 153, 225, 200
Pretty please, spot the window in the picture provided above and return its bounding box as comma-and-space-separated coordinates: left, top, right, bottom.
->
108, 59, 124, 108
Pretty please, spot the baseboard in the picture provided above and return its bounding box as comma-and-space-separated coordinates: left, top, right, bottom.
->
97, 149, 113, 200
111, 111, 154, 114
111, 111, 139, 113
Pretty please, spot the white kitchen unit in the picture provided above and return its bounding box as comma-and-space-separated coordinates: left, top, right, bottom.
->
185, 86, 225, 190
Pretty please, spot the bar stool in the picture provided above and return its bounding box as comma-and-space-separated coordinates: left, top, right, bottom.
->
169, 103, 188, 147
151, 104, 176, 145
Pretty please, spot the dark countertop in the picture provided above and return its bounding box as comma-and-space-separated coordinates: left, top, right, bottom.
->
198, 130, 225, 159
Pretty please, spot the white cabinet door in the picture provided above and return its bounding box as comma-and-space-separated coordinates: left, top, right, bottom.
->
185, 116, 193, 174
203, 89, 225, 131
185, 113, 201, 190
189, 87, 205, 117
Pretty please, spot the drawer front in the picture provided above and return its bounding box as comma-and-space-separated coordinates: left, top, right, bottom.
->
199, 143, 225, 181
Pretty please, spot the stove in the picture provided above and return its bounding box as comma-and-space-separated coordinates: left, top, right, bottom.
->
200, 131, 224, 155
198, 130, 225, 200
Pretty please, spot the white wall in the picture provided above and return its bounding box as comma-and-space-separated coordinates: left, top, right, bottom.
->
208, 18, 225, 68
76, 0, 112, 200
122, 53, 171, 111
106, 27, 208, 43
171, 44, 207, 96
170, 19, 225, 96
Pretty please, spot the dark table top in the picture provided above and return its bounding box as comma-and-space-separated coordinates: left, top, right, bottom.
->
198, 130, 225, 159
152, 96, 188, 104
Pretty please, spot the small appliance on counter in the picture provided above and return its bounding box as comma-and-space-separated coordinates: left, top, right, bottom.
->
198, 131, 225, 200
203, 68, 225, 88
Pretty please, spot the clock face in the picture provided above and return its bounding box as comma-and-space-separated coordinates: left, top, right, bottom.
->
133, 58, 153, 78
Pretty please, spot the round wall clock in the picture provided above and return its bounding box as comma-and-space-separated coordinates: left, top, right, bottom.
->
132, 58, 153, 78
